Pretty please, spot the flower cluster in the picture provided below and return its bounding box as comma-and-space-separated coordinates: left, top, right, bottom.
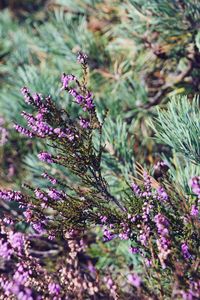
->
77, 51, 88, 64
181, 242, 192, 260
38, 152, 53, 163
131, 171, 168, 202
0, 221, 112, 299
189, 176, 200, 198
42, 172, 57, 185
0, 190, 23, 202
61, 74, 95, 111
14, 124, 34, 138
154, 213, 171, 268
95, 168, 199, 298
0, 55, 199, 299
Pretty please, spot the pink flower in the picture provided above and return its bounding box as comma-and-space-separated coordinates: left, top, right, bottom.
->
127, 273, 141, 288
38, 152, 53, 163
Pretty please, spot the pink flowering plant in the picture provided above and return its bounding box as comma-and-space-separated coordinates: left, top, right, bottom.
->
0, 53, 199, 299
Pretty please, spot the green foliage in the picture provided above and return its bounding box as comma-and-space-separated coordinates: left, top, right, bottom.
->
115, 0, 200, 107
151, 95, 200, 165
163, 152, 200, 195
100, 116, 134, 193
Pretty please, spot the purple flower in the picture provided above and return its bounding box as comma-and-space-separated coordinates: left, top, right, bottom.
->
21, 87, 32, 104
0, 190, 23, 202
143, 172, 151, 192
21, 108, 54, 138
13, 265, 29, 285
127, 273, 141, 288
14, 124, 34, 138
31, 222, 45, 234
53, 127, 74, 141
87, 261, 96, 274
3, 217, 14, 225
48, 234, 56, 240
103, 228, 113, 241
68, 88, 84, 105
100, 215, 107, 223
127, 214, 136, 223
77, 51, 88, 64
23, 209, 32, 222
0, 240, 13, 260
68, 88, 94, 111
83, 92, 95, 111
17, 288, 33, 300
76, 94, 84, 104
68, 88, 78, 97
35, 112, 44, 121
34, 121, 53, 137
34, 188, 48, 202
66, 131, 74, 141
181, 242, 191, 260
190, 205, 199, 217
156, 186, 169, 201
48, 282, 61, 295
131, 182, 142, 197
61, 73, 77, 90
53, 127, 64, 136
32, 93, 43, 107
154, 214, 171, 268
79, 117, 90, 129
104, 277, 115, 291
142, 201, 153, 222
119, 232, 129, 240
38, 152, 53, 163
189, 176, 200, 197
119, 222, 130, 240
21, 112, 35, 125
8, 232, 25, 254
47, 189, 65, 200
154, 214, 169, 234
139, 225, 150, 246
129, 247, 139, 254
144, 258, 152, 267
42, 172, 57, 185
21, 87, 44, 109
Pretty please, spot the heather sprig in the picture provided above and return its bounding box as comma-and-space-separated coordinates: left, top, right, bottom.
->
0, 53, 200, 299
2, 54, 126, 236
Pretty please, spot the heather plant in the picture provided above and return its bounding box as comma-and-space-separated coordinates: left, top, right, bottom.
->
0, 54, 199, 299
2, 0, 200, 188
0, 2, 200, 299
0, 220, 113, 299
